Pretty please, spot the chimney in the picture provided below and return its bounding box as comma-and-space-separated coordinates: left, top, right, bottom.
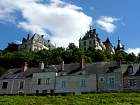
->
23, 62, 28, 72
48, 40, 50, 43
41, 35, 44, 38
117, 59, 121, 67
40, 61, 44, 70
61, 61, 64, 71
80, 58, 85, 69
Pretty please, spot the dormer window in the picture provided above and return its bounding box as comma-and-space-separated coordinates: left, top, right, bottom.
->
127, 65, 133, 75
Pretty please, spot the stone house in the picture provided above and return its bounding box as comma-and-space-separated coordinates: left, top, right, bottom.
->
121, 64, 140, 91
0, 63, 42, 95
31, 71, 57, 94
1, 61, 140, 95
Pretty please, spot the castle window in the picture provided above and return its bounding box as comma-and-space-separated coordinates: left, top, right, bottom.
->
127, 65, 133, 75
89, 40, 92, 45
83, 41, 86, 46
79, 43, 81, 47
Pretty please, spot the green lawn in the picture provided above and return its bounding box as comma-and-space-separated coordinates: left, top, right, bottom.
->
0, 93, 140, 105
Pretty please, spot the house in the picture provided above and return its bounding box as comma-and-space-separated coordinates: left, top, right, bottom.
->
18, 33, 54, 52
121, 64, 140, 91
31, 65, 58, 95
71, 61, 123, 92
0, 62, 42, 95
55, 74, 97, 94
54, 60, 122, 93
1, 60, 140, 95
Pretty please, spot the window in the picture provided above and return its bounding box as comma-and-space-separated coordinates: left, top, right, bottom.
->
36, 90, 39, 94
18, 91, 24, 95
42, 90, 47, 94
79, 43, 81, 47
100, 77, 104, 82
62, 81, 66, 88
128, 79, 136, 87
80, 80, 86, 88
46, 78, 50, 85
128, 66, 133, 75
38, 79, 41, 85
89, 40, 92, 45
19, 81, 24, 89
108, 77, 115, 87
83, 41, 86, 46
2, 82, 8, 89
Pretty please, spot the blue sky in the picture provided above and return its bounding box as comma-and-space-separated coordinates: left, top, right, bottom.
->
0, 0, 139, 55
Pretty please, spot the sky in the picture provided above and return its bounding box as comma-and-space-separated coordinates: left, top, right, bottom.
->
0, 0, 140, 55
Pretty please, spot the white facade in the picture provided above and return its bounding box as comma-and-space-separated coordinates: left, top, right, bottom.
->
0, 78, 32, 95
98, 72, 123, 91
31, 72, 57, 94
18, 34, 54, 52
79, 29, 115, 53
55, 74, 97, 94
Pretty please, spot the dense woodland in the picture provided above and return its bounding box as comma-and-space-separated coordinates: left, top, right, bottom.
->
0, 42, 139, 76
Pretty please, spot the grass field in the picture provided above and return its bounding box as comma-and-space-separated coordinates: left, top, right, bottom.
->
0, 93, 140, 105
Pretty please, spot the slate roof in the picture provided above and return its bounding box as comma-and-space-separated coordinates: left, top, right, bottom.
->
2, 61, 140, 80
0, 68, 42, 79
83, 61, 119, 74
50, 63, 81, 74
22, 33, 55, 48
31, 33, 55, 48
103, 37, 112, 45
81, 29, 97, 40
114, 64, 140, 76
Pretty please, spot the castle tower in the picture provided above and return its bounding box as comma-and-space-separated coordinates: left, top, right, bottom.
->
103, 37, 115, 53
115, 39, 124, 51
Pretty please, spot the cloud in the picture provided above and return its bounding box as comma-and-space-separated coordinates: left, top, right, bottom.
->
96, 16, 119, 33
14, 40, 22, 44
126, 48, 140, 56
0, 0, 92, 47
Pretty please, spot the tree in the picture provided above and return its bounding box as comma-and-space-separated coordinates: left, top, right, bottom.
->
94, 49, 106, 62
126, 53, 137, 62
4, 42, 19, 52
0, 67, 6, 76
113, 50, 127, 63
105, 51, 113, 61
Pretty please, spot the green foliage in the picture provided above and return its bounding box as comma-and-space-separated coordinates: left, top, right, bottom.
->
94, 49, 107, 62
126, 53, 137, 62
4, 42, 19, 52
0, 43, 139, 73
113, 51, 128, 63
0, 67, 5, 76
0, 93, 140, 105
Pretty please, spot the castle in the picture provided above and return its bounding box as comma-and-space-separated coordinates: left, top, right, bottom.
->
79, 28, 124, 53
18, 33, 54, 51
